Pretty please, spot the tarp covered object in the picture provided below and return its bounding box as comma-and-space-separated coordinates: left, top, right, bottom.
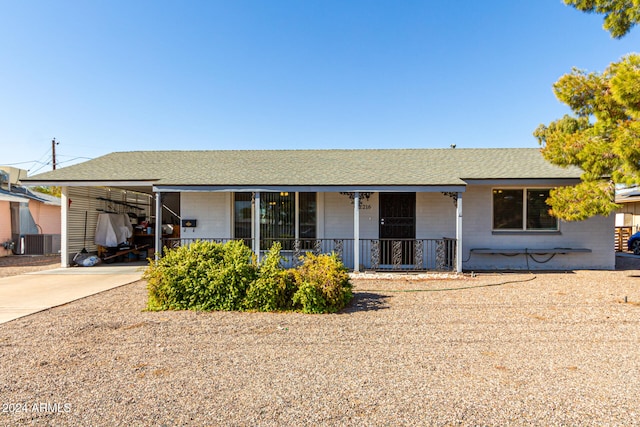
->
94, 213, 133, 247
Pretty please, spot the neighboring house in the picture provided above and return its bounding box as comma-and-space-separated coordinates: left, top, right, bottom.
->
0, 167, 61, 257
23, 148, 615, 271
614, 186, 640, 252
615, 186, 640, 232
0, 190, 29, 257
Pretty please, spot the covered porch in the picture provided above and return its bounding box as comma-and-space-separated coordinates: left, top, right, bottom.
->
164, 236, 457, 271
153, 187, 464, 273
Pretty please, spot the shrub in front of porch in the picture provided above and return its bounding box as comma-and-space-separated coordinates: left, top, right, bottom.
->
243, 243, 297, 312
292, 252, 353, 314
144, 240, 353, 313
145, 240, 257, 311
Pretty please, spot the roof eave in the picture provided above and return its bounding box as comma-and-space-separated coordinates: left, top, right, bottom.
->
20, 179, 159, 187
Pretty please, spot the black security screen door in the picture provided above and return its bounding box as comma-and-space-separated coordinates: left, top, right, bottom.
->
379, 192, 416, 265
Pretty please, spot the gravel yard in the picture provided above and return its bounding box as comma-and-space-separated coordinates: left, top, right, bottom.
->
0, 255, 60, 278
0, 258, 639, 425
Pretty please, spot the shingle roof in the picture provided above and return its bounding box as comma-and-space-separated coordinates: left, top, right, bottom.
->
24, 148, 582, 186
0, 186, 61, 205
9, 186, 61, 205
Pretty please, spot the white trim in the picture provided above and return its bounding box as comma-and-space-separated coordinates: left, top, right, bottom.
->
354, 192, 360, 273
456, 192, 463, 273
294, 192, 300, 240
464, 178, 579, 186
23, 180, 157, 187
317, 192, 325, 239
491, 187, 559, 232
61, 186, 69, 267
155, 192, 162, 261
254, 192, 260, 262
154, 185, 467, 193
0, 193, 29, 203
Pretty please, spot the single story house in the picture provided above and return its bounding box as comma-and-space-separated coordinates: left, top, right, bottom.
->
22, 148, 615, 271
615, 187, 640, 231
0, 167, 61, 256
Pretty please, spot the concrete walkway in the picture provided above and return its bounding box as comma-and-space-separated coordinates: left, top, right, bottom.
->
0, 264, 145, 324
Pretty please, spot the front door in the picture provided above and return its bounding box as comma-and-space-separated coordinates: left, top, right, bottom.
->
379, 192, 416, 266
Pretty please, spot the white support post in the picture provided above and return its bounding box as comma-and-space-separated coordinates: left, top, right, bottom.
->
294, 192, 299, 240
353, 191, 360, 272
61, 186, 69, 267
254, 192, 261, 262
456, 192, 463, 273
155, 192, 163, 262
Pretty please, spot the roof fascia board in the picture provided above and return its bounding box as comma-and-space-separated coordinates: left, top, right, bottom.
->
616, 196, 640, 203
154, 185, 467, 193
20, 180, 158, 187
463, 178, 581, 186
0, 194, 30, 203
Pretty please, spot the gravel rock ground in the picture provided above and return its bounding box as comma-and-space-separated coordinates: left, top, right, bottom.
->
0, 255, 60, 278
0, 257, 639, 426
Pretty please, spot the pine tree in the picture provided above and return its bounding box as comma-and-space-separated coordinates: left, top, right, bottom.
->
534, 55, 640, 220
533, 2, 640, 220
565, 0, 640, 38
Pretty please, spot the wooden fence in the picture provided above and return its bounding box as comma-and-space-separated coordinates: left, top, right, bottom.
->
615, 226, 632, 252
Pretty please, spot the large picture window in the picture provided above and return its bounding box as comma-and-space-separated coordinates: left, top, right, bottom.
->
493, 188, 557, 231
261, 192, 295, 247
234, 193, 252, 241
233, 192, 317, 248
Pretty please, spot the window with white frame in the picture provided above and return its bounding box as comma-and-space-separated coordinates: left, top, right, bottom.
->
492, 188, 557, 231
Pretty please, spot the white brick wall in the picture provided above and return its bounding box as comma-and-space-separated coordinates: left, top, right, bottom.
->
461, 185, 615, 270
416, 192, 456, 239
177, 188, 615, 270
322, 192, 379, 239
180, 192, 231, 239
324, 192, 457, 240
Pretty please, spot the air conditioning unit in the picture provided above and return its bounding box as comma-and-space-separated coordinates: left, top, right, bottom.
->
14, 234, 62, 255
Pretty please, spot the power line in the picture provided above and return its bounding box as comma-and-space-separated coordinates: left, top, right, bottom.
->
55, 157, 93, 166
28, 146, 53, 173
1, 160, 48, 166
28, 161, 52, 175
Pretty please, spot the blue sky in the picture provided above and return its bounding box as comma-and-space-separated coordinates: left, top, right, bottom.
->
1, 1, 639, 175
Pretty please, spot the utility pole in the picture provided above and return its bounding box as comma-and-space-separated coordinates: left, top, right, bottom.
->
52, 138, 59, 170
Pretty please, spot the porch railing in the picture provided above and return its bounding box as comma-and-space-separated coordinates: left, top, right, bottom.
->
162, 237, 456, 272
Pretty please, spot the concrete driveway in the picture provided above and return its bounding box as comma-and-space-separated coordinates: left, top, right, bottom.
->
0, 264, 144, 324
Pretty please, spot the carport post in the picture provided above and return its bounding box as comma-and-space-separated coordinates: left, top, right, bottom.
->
155, 192, 163, 262
61, 186, 69, 267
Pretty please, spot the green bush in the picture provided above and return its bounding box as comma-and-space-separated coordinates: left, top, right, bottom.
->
145, 241, 353, 314
292, 252, 353, 313
144, 240, 257, 311
243, 242, 296, 311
